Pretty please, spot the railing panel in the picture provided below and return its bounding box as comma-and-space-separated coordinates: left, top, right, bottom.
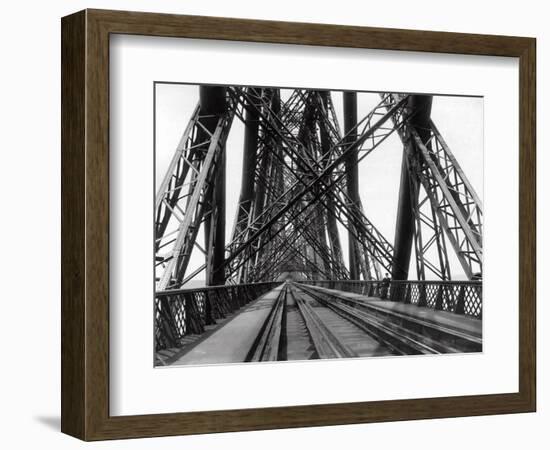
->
155, 282, 280, 351
301, 279, 482, 319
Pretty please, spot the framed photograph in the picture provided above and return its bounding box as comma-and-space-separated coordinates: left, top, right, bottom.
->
61, 9, 536, 440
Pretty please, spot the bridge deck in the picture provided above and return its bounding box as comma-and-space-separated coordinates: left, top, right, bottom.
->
171, 284, 286, 366
163, 282, 481, 367
302, 284, 482, 338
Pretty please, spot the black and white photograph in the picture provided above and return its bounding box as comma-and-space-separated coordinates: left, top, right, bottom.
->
154, 83, 483, 367
1, 0, 543, 446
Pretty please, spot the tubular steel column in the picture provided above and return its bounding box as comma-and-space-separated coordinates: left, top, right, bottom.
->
343, 92, 360, 279
391, 95, 432, 280
254, 90, 279, 223
201, 86, 228, 287
320, 92, 343, 278
237, 88, 261, 281
239, 88, 261, 216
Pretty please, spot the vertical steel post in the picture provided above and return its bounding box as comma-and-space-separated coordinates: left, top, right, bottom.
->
239, 88, 261, 215
319, 92, 343, 278
343, 92, 360, 279
254, 90, 279, 222
237, 88, 262, 281
200, 86, 227, 287
391, 95, 432, 280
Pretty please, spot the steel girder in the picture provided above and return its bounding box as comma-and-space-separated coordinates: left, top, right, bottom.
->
155, 93, 235, 290
156, 85, 480, 289
233, 153, 349, 283
329, 92, 381, 281
383, 93, 483, 280
221, 89, 410, 283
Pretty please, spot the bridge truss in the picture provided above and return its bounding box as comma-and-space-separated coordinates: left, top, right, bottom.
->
155, 86, 483, 291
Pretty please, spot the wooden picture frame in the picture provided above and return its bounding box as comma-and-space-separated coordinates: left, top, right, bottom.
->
61, 8, 536, 441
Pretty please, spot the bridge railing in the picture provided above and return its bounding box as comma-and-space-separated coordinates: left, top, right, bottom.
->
301, 280, 482, 319
155, 282, 280, 351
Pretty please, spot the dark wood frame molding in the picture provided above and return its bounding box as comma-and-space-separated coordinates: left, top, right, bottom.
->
61, 9, 536, 441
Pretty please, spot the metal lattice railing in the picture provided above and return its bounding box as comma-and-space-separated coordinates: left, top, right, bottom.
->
301, 279, 482, 319
155, 282, 280, 351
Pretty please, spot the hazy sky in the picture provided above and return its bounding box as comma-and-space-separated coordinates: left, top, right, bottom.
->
155, 83, 483, 282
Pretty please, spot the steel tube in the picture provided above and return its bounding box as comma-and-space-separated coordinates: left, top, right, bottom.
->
391, 95, 432, 280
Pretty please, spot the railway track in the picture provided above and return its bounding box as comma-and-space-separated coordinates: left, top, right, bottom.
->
297, 283, 482, 355
247, 282, 394, 362
247, 281, 481, 363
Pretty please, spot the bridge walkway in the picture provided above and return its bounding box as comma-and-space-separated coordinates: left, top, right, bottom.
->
169, 284, 286, 365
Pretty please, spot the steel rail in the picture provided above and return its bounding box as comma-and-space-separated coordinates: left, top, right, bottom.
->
294, 284, 438, 355
297, 283, 482, 353
247, 285, 287, 362
288, 285, 357, 359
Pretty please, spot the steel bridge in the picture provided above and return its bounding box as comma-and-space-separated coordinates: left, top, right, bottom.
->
154, 86, 483, 365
